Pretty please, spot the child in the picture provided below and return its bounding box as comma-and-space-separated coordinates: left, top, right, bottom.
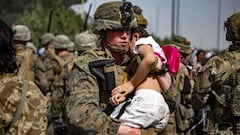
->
110, 34, 171, 135
109, 7, 174, 132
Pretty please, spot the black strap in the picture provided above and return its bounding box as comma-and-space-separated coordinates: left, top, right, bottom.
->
4, 80, 28, 133
115, 99, 131, 119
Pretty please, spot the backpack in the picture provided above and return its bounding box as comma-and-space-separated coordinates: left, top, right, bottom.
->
16, 48, 35, 81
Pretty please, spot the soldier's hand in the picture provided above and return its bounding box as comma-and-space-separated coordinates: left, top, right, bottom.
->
111, 81, 134, 97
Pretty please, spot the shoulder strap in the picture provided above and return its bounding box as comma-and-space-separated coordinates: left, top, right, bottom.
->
4, 80, 28, 133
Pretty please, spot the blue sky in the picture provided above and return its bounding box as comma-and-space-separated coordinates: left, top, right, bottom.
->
82, 0, 240, 51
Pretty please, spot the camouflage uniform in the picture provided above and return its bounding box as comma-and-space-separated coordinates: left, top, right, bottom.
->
0, 75, 48, 135
12, 25, 48, 95
192, 12, 240, 135
46, 34, 75, 135
162, 36, 195, 135
64, 2, 159, 135
0, 20, 48, 135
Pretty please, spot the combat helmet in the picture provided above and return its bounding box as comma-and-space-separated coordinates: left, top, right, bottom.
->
132, 5, 149, 38
52, 34, 74, 50
40, 33, 55, 46
133, 5, 148, 28
74, 31, 97, 52
172, 35, 192, 54
12, 25, 31, 41
225, 12, 240, 43
92, 1, 138, 34
26, 42, 37, 54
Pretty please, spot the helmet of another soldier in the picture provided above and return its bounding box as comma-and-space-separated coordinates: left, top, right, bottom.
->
172, 35, 192, 54
52, 34, 74, 50
74, 31, 97, 52
92, 1, 137, 34
12, 25, 31, 41
225, 12, 240, 43
40, 33, 55, 46
26, 42, 37, 54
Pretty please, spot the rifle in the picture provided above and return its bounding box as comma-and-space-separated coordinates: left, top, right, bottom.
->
82, 3, 92, 31
47, 10, 54, 32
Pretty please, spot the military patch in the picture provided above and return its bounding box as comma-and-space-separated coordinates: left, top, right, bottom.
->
75, 56, 88, 67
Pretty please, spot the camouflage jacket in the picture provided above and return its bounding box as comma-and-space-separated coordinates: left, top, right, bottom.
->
64, 47, 131, 135
15, 43, 48, 94
192, 50, 240, 134
39, 48, 57, 93
0, 74, 48, 135
192, 50, 240, 109
50, 52, 75, 119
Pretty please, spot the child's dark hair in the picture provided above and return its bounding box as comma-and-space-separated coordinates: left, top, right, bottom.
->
0, 19, 17, 74
133, 25, 149, 38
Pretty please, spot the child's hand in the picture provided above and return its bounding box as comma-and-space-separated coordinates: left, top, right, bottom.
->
109, 94, 126, 106
155, 57, 163, 71
110, 81, 134, 106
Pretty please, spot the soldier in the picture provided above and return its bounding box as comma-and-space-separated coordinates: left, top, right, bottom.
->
64, 1, 161, 135
39, 32, 55, 56
0, 19, 48, 135
46, 34, 75, 135
192, 12, 240, 135
162, 35, 195, 135
12, 24, 48, 95
39, 32, 56, 95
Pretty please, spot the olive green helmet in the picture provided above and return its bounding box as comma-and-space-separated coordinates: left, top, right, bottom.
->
26, 42, 37, 54
172, 35, 192, 54
40, 33, 55, 46
225, 12, 240, 43
52, 34, 74, 50
92, 1, 138, 34
12, 25, 31, 41
74, 31, 97, 52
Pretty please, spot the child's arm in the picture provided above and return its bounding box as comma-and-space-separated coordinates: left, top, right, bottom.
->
129, 44, 158, 87
110, 44, 157, 105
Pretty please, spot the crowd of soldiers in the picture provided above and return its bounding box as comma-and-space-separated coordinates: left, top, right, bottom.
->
0, 1, 240, 135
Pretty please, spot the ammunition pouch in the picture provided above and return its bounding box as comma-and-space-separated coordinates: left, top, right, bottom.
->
88, 59, 116, 114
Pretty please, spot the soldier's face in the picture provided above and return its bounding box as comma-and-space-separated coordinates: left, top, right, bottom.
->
105, 29, 131, 47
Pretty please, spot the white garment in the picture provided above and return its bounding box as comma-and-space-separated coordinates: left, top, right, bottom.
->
133, 36, 167, 63
110, 89, 170, 130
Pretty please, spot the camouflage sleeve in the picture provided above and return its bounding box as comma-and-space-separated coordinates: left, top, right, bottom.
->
192, 56, 222, 110
65, 55, 120, 135
33, 55, 49, 94
0, 75, 48, 135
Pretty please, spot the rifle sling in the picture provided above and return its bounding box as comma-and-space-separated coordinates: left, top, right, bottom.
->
115, 99, 131, 119
4, 80, 28, 133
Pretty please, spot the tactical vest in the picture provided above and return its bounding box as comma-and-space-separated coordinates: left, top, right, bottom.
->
81, 49, 128, 105
16, 48, 35, 81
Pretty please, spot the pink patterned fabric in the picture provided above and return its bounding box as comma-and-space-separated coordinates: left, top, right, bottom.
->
162, 45, 181, 76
